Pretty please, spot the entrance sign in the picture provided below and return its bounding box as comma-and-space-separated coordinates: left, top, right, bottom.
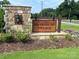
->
32, 19, 57, 32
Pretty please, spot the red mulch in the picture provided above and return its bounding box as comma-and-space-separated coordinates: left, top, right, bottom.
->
0, 39, 79, 53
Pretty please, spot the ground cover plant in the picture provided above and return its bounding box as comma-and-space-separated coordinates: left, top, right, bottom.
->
62, 23, 79, 39
0, 32, 29, 43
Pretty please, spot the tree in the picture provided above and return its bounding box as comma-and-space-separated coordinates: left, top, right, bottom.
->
69, 0, 79, 20
56, 0, 79, 20
2, 0, 10, 6
0, 9, 5, 32
31, 13, 39, 19
56, 0, 70, 18
31, 0, 79, 20
0, 0, 10, 32
75, 1, 79, 19
39, 8, 55, 18
31, 8, 56, 19
69, 0, 76, 16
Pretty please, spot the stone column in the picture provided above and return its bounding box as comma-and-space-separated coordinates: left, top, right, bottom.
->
4, 10, 9, 32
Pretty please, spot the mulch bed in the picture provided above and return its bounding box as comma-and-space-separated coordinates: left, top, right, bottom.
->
0, 39, 79, 53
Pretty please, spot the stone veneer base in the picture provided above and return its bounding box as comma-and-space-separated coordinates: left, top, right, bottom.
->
30, 32, 68, 40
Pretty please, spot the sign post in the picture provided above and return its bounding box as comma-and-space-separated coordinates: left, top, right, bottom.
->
57, 16, 62, 33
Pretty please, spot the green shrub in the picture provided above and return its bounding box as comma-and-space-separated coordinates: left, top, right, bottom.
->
0, 33, 13, 42
65, 34, 72, 41
0, 32, 30, 42
14, 32, 29, 42
0, 33, 5, 42
50, 35, 57, 41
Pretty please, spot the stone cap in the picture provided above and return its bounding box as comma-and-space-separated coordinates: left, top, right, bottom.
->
32, 18, 57, 20
3, 5, 32, 8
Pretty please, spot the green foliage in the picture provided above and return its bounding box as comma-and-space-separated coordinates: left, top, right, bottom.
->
14, 32, 29, 42
56, 0, 79, 20
0, 33, 13, 42
0, 32, 29, 42
31, 13, 39, 18
56, 0, 70, 17
1, 0, 10, 6
65, 34, 72, 41
0, 9, 5, 32
71, 15, 77, 20
39, 8, 55, 18
31, 8, 56, 18
31, 0, 79, 20
0, 0, 10, 32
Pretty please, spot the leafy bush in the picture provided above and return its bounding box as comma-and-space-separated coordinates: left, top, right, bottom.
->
14, 32, 29, 42
65, 34, 73, 41
0, 33, 13, 42
0, 32, 30, 42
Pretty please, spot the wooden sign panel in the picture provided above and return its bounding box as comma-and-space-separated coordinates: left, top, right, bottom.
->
32, 20, 57, 32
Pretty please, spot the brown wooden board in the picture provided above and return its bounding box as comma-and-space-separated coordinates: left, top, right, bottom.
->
32, 20, 57, 32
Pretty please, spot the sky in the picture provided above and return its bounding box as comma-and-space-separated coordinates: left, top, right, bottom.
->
0, 0, 79, 13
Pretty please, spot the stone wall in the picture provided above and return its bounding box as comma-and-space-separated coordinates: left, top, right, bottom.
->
4, 5, 32, 33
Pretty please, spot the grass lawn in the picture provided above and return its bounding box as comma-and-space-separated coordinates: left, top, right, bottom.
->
0, 48, 79, 59
61, 23, 79, 31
